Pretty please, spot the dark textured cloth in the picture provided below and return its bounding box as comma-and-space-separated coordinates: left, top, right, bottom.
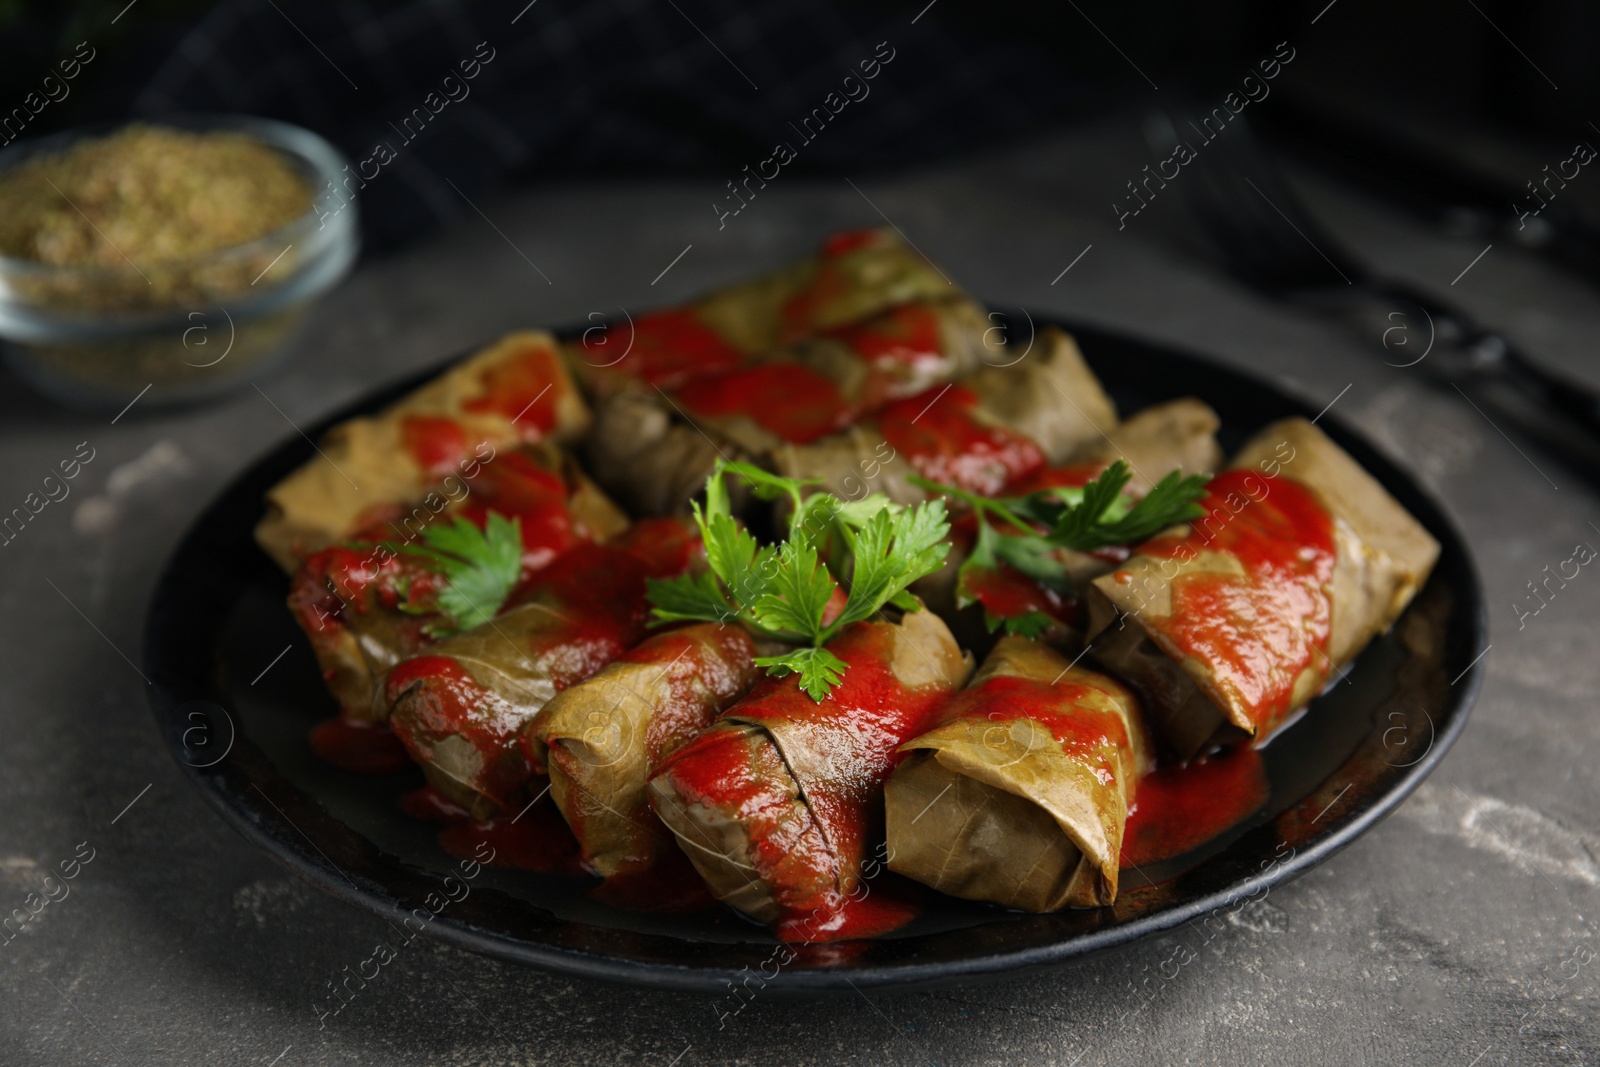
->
131, 0, 1088, 251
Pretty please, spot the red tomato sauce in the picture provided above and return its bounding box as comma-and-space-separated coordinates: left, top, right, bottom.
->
1005, 460, 1108, 494
822, 302, 950, 409
673, 363, 854, 444
822, 229, 882, 257
1137, 469, 1337, 733
940, 493, 1088, 632
295, 544, 429, 615
581, 308, 745, 389
606, 515, 701, 577
774, 874, 927, 943
399, 416, 470, 476
334, 451, 583, 597
1120, 746, 1270, 868
288, 548, 441, 688
711, 624, 952, 874
437, 787, 585, 877
654, 622, 957, 935
455, 451, 577, 576
513, 519, 697, 612
587, 844, 721, 914
308, 717, 415, 775
938, 675, 1131, 767
463, 345, 564, 438
819, 303, 953, 412
827, 303, 944, 369
656, 726, 844, 922
879, 384, 1046, 496
530, 544, 668, 634
960, 560, 1079, 630
779, 230, 885, 340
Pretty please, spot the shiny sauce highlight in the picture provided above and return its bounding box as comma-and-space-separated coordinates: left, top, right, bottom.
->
879, 384, 1046, 496
1137, 469, 1337, 732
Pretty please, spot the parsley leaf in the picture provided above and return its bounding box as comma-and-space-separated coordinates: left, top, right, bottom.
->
831, 499, 951, 630
912, 460, 1208, 630
912, 461, 1208, 555
953, 519, 1068, 637
754, 647, 849, 701
750, 539, 835, 641
1031, 462, 1208, 550
646, 489, 801, 641
1086, 466, 1211, 547
719, 460, 818, 506
991, 531, 1072, 589
646, 462, 952, 700
1035, 461, 1135, 549
997, 611, 1058, 639
395, 512, 523, 637
645, 569, 737, 626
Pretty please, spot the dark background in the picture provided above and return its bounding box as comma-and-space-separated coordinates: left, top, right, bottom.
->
5, 0, 1595, 251
8, 0, 1595, 129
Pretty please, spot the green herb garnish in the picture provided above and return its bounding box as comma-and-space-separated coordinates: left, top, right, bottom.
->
910, 460, 1208, 635
393, 513, 523, 637
646, 461, 951, 701
1020, 461, 1211, 550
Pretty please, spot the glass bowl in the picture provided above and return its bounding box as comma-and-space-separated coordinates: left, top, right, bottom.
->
0, 114, 359, 410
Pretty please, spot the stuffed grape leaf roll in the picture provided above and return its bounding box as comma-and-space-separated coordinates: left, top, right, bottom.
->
1086, 417, 1441, 758
770, 228, 964, 342
772, 327, 1117, 504
884, 635, 1150, 910
257, 331, 591, 571
782, 297, 995, 411
523, 623, 761, 881
647, 611, 971, 936
566, 228, 959, 397
1006, 397, 1225, 499
288, 446, 627, 726
582, 297, 993, 517
384, 519, 699, 818
915, 398, 1225, 642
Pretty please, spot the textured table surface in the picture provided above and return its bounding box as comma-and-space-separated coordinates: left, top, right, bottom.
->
4, 122, 1599, 1066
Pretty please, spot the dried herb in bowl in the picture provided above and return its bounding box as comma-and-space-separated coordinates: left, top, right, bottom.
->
0, 118, 357, 409
0, 124, 314, 313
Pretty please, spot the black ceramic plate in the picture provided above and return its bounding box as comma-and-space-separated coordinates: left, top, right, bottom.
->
144, 315, 1485, 994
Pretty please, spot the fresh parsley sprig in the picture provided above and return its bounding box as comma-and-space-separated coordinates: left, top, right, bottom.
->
911, 460, 1207, 552
1016, 461, 1211, 551
390, 512, 523, 637
909, 460, 1208, 635
646, 461, 951, 701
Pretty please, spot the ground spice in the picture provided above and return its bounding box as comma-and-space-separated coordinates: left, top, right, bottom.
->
0, 124, 312, 269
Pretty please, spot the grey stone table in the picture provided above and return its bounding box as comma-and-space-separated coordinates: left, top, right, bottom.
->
4, 123, 1598, 1066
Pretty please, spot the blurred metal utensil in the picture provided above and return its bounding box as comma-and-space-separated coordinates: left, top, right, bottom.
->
1148, 104, 1600, 484
1252, 96, 1600, 292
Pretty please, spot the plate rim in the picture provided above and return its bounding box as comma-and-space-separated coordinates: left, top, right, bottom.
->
143, 312, 1486, 994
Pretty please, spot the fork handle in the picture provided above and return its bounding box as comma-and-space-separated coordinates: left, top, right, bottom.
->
1363, 279, 1600, 432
